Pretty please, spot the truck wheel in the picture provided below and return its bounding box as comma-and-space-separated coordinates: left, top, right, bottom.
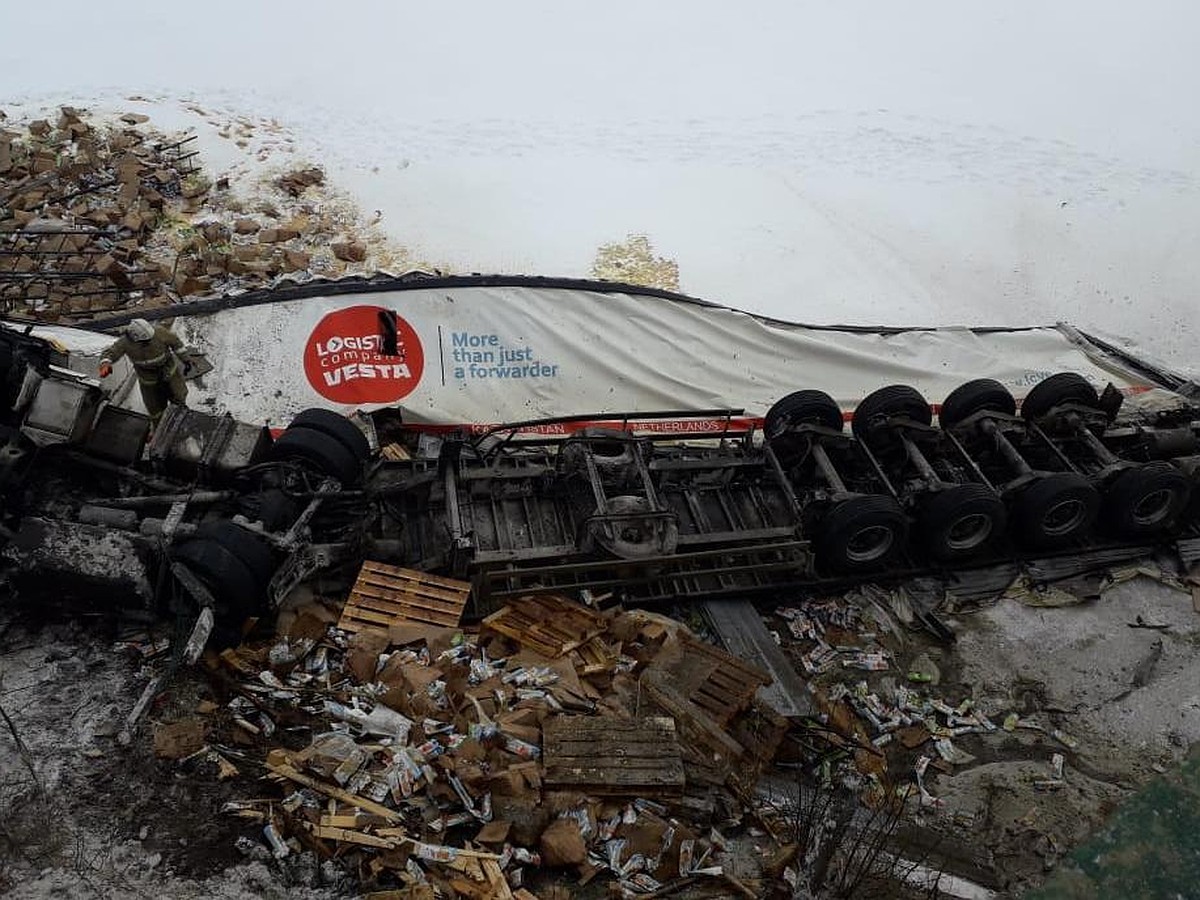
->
1014, 473, 1100, 549
851, 385, 931, 447
191, 521, 277, 587
1103, 462, 1192, 537
588, 495, 679, 559
817, 495, 908, 573
1020, 373, 1099, 421
289, 408, 371, 461
920, 483, 1006, 561
171, 539, 262, 625
560, 428, 639, 485
938, 379, 1016, 429
764, 390, 843, 438
270, 426, 362, 485
171, 522, 276, 645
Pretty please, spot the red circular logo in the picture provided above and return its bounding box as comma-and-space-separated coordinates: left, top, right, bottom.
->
303, 305, 425, 404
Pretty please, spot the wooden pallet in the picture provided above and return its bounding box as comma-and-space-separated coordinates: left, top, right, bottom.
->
337, 562, 471, 634
481, 594, 607, 658
671, 632, 770, 727
542, 716, 685, 796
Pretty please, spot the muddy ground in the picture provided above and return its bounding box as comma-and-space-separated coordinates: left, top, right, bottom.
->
0, 613, 351, 899
2, 570, 1197, 898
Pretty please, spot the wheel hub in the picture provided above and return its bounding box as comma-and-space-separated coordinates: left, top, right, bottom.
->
1132, 488, 1174, 526
945, 512, 993, 550
845, 524, 895, 563
1041, 498, 1087, 536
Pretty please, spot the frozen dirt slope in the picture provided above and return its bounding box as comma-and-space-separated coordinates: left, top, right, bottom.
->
3, 1, 1198, 377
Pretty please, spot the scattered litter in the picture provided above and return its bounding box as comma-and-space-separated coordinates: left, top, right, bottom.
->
159, 593, 782, 895
1004, 575, 1084, 608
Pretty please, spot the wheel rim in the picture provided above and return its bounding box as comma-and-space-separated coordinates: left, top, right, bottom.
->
1041, 498, 1087, 536
845, 524, 895, 563
945, 512, 994, 550
1132, 488, 1174, 526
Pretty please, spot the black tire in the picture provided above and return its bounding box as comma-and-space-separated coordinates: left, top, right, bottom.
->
1014, 472, 1100, 549
270, 426, 362, 485
172, 521, 277, 644
764, 390, 843, 438
191, 520, 277, 587
0, 343, 17, 408
1103, 462, 1193, 538
289, 408, 371, 462
560, 428, 639, 486
919, 483, 1006, 561
172, 536, 263, 612
851, 385, 932, 446
1020, 373, 1099, 421
816, 494, 908, 573
938, 379, 1016, 429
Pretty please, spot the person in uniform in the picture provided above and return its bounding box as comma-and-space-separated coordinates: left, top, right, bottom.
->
98, 318, 188, 421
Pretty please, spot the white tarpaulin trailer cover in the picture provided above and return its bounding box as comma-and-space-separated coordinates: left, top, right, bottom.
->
84, 276, 1164, 432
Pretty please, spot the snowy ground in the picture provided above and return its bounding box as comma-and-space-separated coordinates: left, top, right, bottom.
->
4, 1, 1198, 377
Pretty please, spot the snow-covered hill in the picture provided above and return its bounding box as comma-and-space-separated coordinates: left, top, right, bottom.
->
4, 0, 1197, 374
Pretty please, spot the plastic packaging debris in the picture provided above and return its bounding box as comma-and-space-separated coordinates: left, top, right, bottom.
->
502, 733, 541, 760
934, 738, 976, 766
324, 700, 412, 744
842, 649, 890, 671
914, 755, 943, 809
263, 823, 290, 858
269, 636, 315, 668
411, 841, 461, 863
678, 838, 694, 874
1051, 728, 1079, 750
510, 846, 541, 866
606, 838, 628, 872
634, 798, 667, 816
563, 805, 595, 840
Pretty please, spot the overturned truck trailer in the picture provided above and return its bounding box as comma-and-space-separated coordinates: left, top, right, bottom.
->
2, 275, 1199, 641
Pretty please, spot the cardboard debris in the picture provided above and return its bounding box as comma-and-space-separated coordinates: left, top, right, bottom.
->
157, 584, 785, 896
538, 817, 586, 867
1, 106, 385, 319
277, 166, 325, 197
332, 240, 367, 262
152, 718, 208, 760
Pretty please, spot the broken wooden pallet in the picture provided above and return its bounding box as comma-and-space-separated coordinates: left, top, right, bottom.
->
481, 594, 607, 658
542, 716, 685, 797
569, 635, 618, 676
338, 562, 471, 634
671, 631, 771, 727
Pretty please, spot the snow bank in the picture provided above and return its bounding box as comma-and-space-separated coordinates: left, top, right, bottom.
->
3, 1, 1197, 375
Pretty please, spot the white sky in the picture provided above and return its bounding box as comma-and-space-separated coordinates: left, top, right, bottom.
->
4, 1, 1199, 372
